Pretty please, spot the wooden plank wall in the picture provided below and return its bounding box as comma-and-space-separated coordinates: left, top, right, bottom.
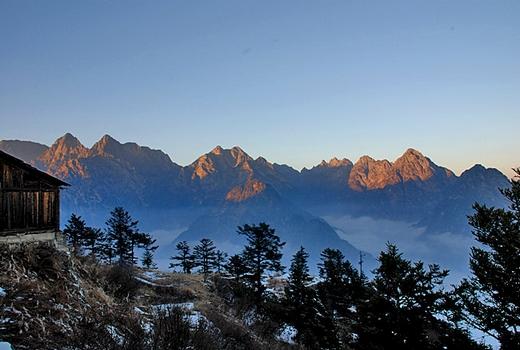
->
0, 161, 60, 235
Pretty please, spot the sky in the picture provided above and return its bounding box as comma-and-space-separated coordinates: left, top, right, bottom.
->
1, 0, 519, 177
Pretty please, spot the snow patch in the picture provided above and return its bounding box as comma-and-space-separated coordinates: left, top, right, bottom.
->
106, 325, 124, 345
135, 276, 174, 288
277, 324, 297, 344
135, 276, 157, 286
0, 287, 6, 297
243, 309, 257, 327
151, 303, 209, 327
152, 302, 194, 312
134, 306, 146, 315
143, 270, 161, 281
185, 311, 206, 327
0, 342, 12, 350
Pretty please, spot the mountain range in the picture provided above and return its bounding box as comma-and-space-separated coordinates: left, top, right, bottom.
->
0, 134, 510, 272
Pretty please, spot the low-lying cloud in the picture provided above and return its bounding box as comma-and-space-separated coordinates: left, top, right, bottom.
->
323, 215, 475, 285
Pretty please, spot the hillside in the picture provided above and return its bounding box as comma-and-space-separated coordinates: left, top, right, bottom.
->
0, 244, 295, 350
0, 237, 492, 350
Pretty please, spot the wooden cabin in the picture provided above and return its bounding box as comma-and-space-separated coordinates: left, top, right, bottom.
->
0, 150, 69, 244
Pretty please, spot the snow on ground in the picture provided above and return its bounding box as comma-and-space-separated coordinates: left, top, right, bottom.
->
134, 306, 146, 315
143, 270, 161, 281
185, 311, 206, 327
135, 275, 175, 288
106, 325, 124, 345
0, 287, 6, 297
0, 342, 12, 350
151, 302, 209, 327
276, 325, 297, 344
152, 302, 194, 312
134, 276, 159, 286
243, 309, 257, 327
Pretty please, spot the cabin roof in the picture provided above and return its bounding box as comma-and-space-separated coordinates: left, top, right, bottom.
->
0, 150, 70, 187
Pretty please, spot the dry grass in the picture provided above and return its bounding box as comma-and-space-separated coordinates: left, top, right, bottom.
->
0, 243, 116, 349
0, 245, 295, 349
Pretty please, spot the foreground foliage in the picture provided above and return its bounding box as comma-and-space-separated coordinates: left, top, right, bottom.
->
454, 169, 520, 349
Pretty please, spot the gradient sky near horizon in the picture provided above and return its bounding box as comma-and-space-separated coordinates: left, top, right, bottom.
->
1, 1, 519, 177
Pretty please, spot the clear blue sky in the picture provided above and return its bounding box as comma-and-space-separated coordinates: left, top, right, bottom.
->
1, 1, 519, 176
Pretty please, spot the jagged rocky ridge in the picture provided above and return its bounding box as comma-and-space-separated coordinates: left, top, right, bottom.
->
0, 134, 511, 269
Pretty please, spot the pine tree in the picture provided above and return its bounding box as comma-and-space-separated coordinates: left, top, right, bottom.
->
141, 236, 158, 269
286, 247, 313, 308
284, 247, 329, 347
105, 207, 140, 264
83, 227, 103, 259
225, 254, 247, 281
63, 213, 88, 254
138, 234, 158, 264
356, 244, 484, 350
318, 248, 361, 318
317, 248, 364, 347
169, 241, 195, 273
142, 248, 157, 269
98, 231, 116, 265
105, 207, 133, 263
193, 238, 217, 279
455, 169, 520, 349
238, 223, 285, 304
214, 250, 227, 274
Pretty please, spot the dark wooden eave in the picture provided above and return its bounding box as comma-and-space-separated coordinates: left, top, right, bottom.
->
0, 150, 70, 187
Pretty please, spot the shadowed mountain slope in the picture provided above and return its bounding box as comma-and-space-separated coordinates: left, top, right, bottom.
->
0, 134, 510, 269
0, 139, 48, 164
172, 178, 374, 271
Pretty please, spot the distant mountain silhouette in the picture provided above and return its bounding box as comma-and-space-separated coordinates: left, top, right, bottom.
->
0, 140, 48, 164
0, 134, 511, 269
174, 179, 373, 271
417, 164, 510, 234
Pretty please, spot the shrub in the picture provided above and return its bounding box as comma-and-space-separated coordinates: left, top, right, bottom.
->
103, 264, 140, 300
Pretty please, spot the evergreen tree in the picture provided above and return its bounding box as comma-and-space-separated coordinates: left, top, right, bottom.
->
284, 247, 331, 347
142, 248, 157, 269
193, 238, 217, 279
141, 237, 158, 269
356, 244, 484, 350
130, 229, 155, 265
286, 247, 313, 309
455, 169, 520, 349
225, 254, 247, 281
63, 213, 88, 254
317, 248, 364, 347
99, 231, 116, 265
238, 223, 285, 304
83, 227, 103, 259
318, 248, 362, 318
105, 207, 142, 264
214, 250, 227, 274
169, 241, 195, 273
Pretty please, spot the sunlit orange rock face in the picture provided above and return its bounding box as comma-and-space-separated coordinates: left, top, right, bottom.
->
394, 148, 438, 182
190, 146, 254, 181
30, 134, 457, 199
347, 148, 454, 191
37, 133, 178, 181
321, 157, 352, 168
348, 156, 398, 191
225, 178, 267, 202
37, 133, 90, 178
